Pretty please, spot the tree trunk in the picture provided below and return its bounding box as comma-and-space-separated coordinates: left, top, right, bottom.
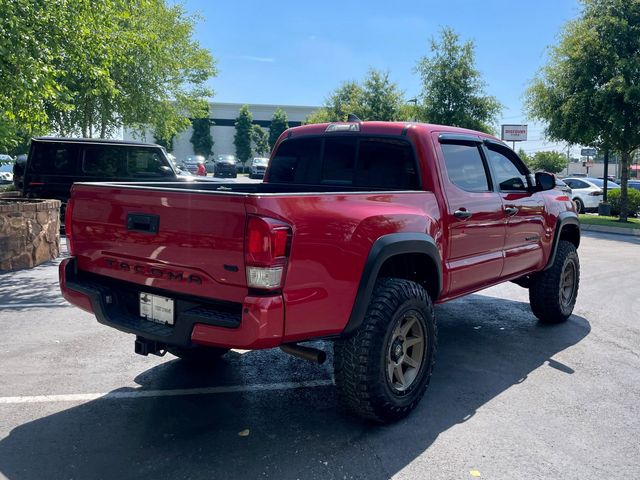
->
619, 151, 631, 222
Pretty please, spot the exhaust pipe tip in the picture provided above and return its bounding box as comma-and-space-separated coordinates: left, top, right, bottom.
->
280, 343, 326, 364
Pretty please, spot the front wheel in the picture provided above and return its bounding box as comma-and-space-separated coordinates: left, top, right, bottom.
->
529, 240, 580, 324
334, 278, 437, 423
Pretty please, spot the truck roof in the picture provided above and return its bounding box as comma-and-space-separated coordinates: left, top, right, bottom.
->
285, 121, 503, 142
32, 137, 161, 148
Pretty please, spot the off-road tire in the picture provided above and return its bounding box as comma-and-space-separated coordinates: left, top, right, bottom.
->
334, 278, 437, 423
529, 240, 579, 324
168, 345, 229, 363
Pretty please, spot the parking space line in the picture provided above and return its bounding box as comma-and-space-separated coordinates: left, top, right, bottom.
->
0, 379, 334, 405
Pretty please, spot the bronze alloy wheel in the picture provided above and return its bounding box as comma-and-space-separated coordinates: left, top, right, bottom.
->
386, 311, 426, 393
560, 260, 577, 309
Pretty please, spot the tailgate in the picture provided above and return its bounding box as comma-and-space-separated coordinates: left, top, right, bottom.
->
70, 184, 248, 303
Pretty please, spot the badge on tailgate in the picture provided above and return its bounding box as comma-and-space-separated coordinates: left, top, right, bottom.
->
139, 293, 174, 325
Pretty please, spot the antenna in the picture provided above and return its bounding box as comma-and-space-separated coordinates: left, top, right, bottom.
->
347, 113, 362, 122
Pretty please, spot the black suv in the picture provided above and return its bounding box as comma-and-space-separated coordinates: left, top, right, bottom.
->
19, 137, 179, 203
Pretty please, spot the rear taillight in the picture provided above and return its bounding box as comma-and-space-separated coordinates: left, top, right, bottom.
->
245, 215, 292, 290
589, 190, 603, 196
64, 198, 75, 255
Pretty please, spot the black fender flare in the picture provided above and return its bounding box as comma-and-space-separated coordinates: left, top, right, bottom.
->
342, 233, 442, 337
544, 211, 580, 271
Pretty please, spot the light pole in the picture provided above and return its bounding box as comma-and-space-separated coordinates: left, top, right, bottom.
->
407, 98, 418, 122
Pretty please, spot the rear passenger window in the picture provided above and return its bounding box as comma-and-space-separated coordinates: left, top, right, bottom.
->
29, 143, 78, 174
441, 143, 490, 192
83, 147, 126, 177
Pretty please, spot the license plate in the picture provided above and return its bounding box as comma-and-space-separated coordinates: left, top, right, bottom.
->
139, 293, 174, 326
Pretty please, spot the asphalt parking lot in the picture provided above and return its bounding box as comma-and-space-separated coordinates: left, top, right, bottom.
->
0, 231, 638, 480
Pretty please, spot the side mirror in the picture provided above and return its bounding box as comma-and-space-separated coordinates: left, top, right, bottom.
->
535, 172, 555, 192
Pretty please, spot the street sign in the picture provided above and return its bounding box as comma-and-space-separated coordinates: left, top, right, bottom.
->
581, 148, 597, 157
501, 124, 528, 142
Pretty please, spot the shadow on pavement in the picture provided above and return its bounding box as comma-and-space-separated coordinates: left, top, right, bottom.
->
0, 256, 67, 310
0, 294, 590, 480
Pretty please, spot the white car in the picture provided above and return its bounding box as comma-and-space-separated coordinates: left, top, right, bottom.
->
563, 177, 620, 213
249, 157, 269, 179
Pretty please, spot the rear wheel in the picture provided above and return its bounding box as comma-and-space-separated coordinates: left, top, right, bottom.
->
574, 198, 584, 214
529, 240, 579, 324
168, 345, 229, 363
334, 278, 437, 423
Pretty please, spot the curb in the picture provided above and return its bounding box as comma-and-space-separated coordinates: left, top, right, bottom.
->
580, 223, 640, 237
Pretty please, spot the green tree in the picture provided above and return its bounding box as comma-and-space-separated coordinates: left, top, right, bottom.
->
190, 108, 214, 157
415, 27, 502, 133
361, 69, 405, 121
526, 0, 640, 221
234, 105, 253, 170
252, 125, 269, 157
518, 149, 535, 169
154, 133, 175, 152
268, 108, 289, 149
532, 151, 568, 173
0, 0, 215, 149
304, 69, 405, 123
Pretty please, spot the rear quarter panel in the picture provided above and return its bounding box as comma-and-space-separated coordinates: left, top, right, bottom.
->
248, 191, 442, 341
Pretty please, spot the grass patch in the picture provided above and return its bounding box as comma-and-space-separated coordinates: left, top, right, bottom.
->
579, 214, 640, 230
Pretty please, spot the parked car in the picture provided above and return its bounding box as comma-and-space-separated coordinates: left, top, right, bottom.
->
19, 137, 184, 226
183, 155, 206, 174
12, 154, 27, 190
0, 171, 12, 185
61, 120, 580, 423
249, 157, 269, 179
628, 180, 640, 191
214, 154, 237, 178
563, 177, 620, 213
555, 177, 572, 195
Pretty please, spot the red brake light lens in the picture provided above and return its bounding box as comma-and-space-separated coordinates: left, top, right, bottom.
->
246, 216, 291, 266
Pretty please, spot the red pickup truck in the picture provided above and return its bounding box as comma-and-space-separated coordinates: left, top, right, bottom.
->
60, 121, 580, 422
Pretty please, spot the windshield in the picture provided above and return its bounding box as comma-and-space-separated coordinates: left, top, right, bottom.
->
253, 158, 268, 165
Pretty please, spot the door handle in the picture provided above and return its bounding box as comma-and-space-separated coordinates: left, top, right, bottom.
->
454, 209, 472, 219
504, 206, 519, 216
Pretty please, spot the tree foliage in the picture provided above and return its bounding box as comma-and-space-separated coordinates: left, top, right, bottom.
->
415, 27, 502, 133
234, 105, 253, 164
190, 107, 214, 157
268, 108, 289, 149
532, 151, 568, 173
0, 0, 216, 150
305, 69, 406, 124
518, 149, 534, 169
252, 125, 269, 157
526, 0, 640, 220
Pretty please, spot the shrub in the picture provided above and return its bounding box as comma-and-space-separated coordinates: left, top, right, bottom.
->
608, 188, 640, 216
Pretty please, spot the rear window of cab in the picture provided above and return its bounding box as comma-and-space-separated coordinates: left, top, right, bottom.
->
269, 136, 420, 190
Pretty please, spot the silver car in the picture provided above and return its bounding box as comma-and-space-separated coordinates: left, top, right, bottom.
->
249, 157, 269, 179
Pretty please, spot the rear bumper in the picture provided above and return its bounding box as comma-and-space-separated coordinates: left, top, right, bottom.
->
59, 257, 284, 349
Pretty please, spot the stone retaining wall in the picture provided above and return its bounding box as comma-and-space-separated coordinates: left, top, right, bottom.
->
0, 199, 61, 271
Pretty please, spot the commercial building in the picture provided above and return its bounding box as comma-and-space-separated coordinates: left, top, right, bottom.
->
124, 102, 318, 161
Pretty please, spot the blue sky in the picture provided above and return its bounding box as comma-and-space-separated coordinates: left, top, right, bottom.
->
183, 0, 583, 154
